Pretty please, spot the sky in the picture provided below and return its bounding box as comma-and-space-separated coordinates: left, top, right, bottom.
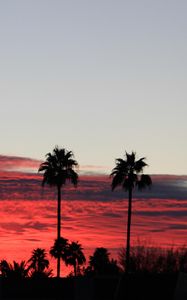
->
0, 0, 187, 174
0, 1, 187, 276
0, 155, 187, 276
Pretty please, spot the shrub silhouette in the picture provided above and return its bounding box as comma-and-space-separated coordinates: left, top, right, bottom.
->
85, 247, 120, 276
118, 243, 187, 273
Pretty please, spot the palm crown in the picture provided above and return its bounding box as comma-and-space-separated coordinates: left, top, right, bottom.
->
66, 241, 86, 267
111, 151, 152, 191
50, 237, 69, 261
38, 146, 78, 188
28, 248, 49, 273
65, 241, 86, 276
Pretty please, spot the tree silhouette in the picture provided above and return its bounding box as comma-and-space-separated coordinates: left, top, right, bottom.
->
38, 146, 78, 277
111, 151, 152, 273
28, 248, 52, 278
50, 237, 69, 276
89, 247, 110, 274
118, 244, 187, 274
87, 247, 119, 276
0, 260, 29, 279
65, 241, 86, 276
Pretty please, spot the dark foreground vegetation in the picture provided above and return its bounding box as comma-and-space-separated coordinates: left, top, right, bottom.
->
0, 245, 187, 299
0, 273, 178, 300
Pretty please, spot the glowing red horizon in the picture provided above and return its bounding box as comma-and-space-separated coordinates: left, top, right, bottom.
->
0, 154, 187, 275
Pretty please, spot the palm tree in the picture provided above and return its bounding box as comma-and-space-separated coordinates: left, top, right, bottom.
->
85, 247, 120, 276
38, 146, 78, 277
28, 248, 52, 278
110, 151, 152, 273
65, 241, 86, 276
50, 237, 69, 276
0, 260, 29, 279
89, 247, 110, 275
28, 248, 49, 272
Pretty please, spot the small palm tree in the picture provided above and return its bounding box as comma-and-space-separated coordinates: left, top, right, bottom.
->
89, 247, 110, 275
50, 237, 69, 276
28, 248, 49, 272
111, 151, 152, 273
38, 146, 78, 277
28, 248, 52, 278
65, 241, 86, 276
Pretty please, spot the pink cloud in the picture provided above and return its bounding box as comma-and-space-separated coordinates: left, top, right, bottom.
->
0, 155, 41, 172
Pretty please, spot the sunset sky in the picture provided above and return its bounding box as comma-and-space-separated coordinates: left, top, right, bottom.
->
0, 1, 187, 275
0, 156, 187, 275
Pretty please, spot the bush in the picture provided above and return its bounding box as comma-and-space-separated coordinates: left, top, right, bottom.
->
118, 243, 187, 273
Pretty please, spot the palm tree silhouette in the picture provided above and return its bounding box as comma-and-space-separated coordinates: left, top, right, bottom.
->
65, 241, 86, 276
88, 248, 119, 276
111, 151, 152, 273
38, 146, 78, 277
50, 237, 69, 276
0, 260, 29, 279
28, 248, 49, 272
28, 248, 52, 278
89, 247, 110, 275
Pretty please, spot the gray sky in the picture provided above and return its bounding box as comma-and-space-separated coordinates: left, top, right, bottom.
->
0, 0, 187, 174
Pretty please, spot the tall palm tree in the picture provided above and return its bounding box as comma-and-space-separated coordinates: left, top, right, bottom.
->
65, 241, 86, 276
38, 146, 78, 277
110, 151, 152, 273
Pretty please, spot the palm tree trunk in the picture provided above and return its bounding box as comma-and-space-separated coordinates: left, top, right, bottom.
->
74, 262, 77, 277
126, 187, 132, 274
57, 185, 61, 278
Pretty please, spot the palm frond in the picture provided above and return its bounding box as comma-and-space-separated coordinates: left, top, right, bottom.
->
125, 151, 136, 166
67, 169, 78, 186
136, 174, 152, 190
50, 237, 69, 259
134, 158, 147, 173
111, 173, 125, 191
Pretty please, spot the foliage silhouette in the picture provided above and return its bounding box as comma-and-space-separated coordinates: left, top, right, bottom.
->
65, 241, 86, 276
0, 260, 29, 279
111, 151, 152, 273
86, 247, 120, 276
50, 238, 86, 277
38, 146, 78, 277
50, 237, 69, 275
28, 248, 52, 278
118, 244, 187, 274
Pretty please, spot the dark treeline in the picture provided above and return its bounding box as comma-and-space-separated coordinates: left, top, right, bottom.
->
1, 243, 187, 279
119, 244, 187, 274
